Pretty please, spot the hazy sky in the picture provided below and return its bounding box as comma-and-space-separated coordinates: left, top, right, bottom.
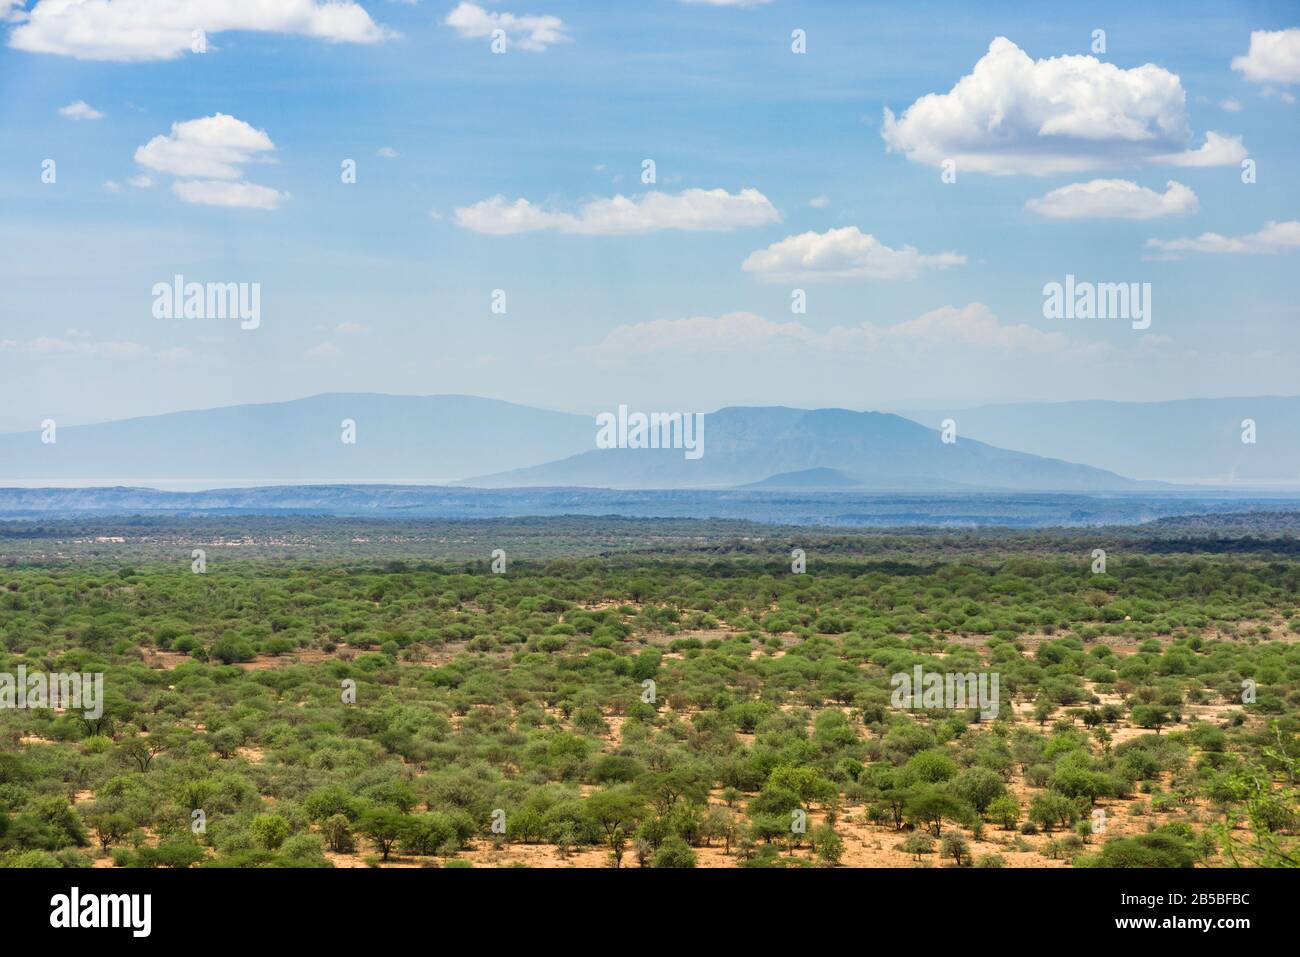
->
1, 0, 1298, 431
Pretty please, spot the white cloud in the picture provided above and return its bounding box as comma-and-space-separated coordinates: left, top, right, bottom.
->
882, 37, 1243, 174
336, 321, 368, 334
9, 0, 393, 61
1025, 179, 1197, 219
376, 146, 398, 158
1157, 130, 1247, 167
444, 2, 569, 52
172, 179, 286, 209
1145, 220, 1300, 257
680, 0, 774, 6
1232, 29, 1300, 84
589, 303, 1107, 360
455, 187, 780, 235
305, 341, 342, 360
809, 195, 830, 208
59, 99, 102, 120
103, 180, 121, 192
1220, 98, 1242, 112
135, 114, 286, 209
741, 226, 964, 282
127, 173, 153, 188
887, 303, 1108, 356
135, 114, 274, 179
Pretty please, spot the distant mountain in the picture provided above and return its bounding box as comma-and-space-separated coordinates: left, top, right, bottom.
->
466, 407, 1151, 492
0, 393, 593, 484
0, 394, 1190, 492
741, 467, 868, 489
896, 397, 1300, 486
739, 467, 975, 491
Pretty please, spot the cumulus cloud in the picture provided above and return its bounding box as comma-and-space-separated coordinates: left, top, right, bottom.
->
171, 179, 286, 209
135, 114, 274, 178
741, 226, 964, 282
588, 303, 1107, 361
809, 195, 830, 208
455, 187, 780, 235
134, 114, 287, 209
59, 99, 102, 120
8, 0, 393, 61
444, 2, 569, 52
1145, 220, 1300, 257
1025, 179, 1197, 219
1157, 130, 1247, 167
1232, 29, 1300, 84
882, 37, 1244, 174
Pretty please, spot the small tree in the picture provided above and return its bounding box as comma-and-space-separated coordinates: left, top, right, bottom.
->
940, 832, 970, 867
359, 808, 410, 862
650, 837, 697, 868
987, 795, 1021, 831
607, 826, 628, 869
899, 832, 935, 863
322, 814, 355, 853
1029, 792, 1077, 833
86, 810, 134, 852
812, 824, 844, 866
249, 814, 292, 851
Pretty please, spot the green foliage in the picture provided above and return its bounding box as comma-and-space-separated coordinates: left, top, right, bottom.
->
2, 519, 1298, 871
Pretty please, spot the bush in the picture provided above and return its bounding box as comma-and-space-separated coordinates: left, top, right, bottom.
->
650, 838, 697, 868
249, 814, 292, 851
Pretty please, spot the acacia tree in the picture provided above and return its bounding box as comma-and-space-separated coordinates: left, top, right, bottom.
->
904, 788, 968, 837
939, 832, 970, 867
84, 809, 133, 851
359, 808, 411, 862
986, 795, 1021, 831
118, 733, 172, 773
585, 788, 645, 868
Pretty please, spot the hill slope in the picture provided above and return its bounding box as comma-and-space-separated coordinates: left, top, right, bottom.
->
0, 393, 593, 484
465, 407, 1151, 491
897, 397, 1300, 486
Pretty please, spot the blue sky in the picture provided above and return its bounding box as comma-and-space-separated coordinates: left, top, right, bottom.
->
1, 0, 1298, 431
